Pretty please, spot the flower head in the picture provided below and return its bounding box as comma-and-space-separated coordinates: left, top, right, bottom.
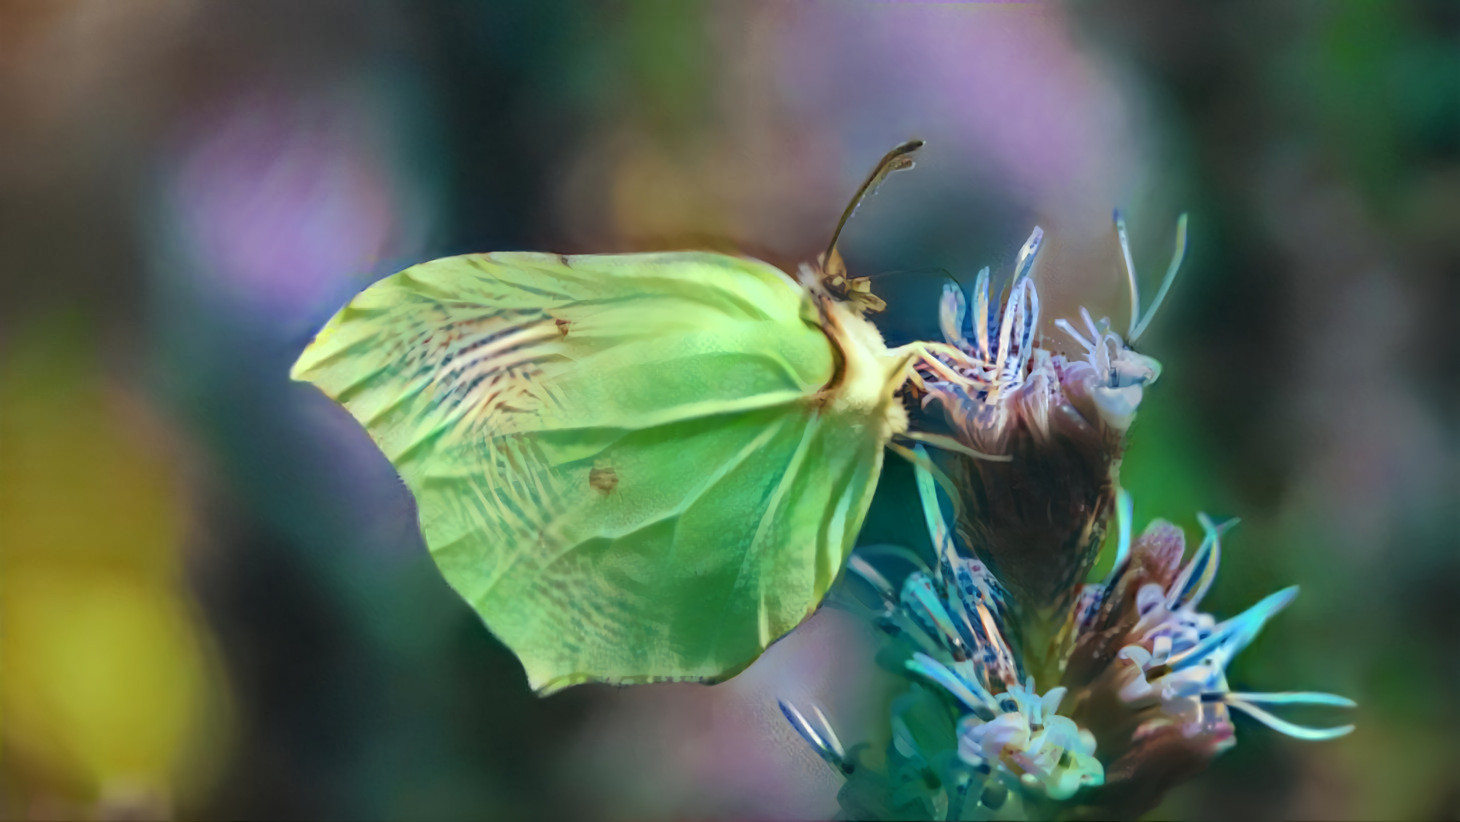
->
1058, 493, 1355, 814
908, 216, 1183, 632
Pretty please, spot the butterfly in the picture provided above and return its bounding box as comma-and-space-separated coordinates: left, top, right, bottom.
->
291, 140, 983, 693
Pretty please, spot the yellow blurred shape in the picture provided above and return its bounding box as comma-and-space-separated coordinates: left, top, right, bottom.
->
3, 567, 215, 795
0, 324, 182, 577
0, 319, 228, 811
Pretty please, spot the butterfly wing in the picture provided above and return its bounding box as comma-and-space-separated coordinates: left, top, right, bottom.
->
292, 251, 903, 692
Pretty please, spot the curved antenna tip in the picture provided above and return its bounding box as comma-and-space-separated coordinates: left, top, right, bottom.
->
823, 139, 927, 271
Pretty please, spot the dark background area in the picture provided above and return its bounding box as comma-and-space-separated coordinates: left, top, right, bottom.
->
2, 3, 1456, 819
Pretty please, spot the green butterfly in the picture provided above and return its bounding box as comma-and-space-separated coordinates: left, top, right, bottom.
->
292, 141, 962, 693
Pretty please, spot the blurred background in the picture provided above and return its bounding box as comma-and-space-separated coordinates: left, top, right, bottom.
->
2, 2, 1456, 819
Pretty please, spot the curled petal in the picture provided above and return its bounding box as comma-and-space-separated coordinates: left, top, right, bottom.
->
1169, 586, 1298, 672
1225, 697, 1356, 742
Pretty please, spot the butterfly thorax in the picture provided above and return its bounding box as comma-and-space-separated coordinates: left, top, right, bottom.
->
809, 273, 909, 443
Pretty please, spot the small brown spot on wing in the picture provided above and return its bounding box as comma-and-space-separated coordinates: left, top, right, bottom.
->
589, 465, 618, 494
555, 318, 571, 337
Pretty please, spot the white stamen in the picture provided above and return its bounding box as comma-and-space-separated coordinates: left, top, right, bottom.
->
1080, 307, 1102, 350
1115, 209, 1141, 340
1054, 318, 1094, 353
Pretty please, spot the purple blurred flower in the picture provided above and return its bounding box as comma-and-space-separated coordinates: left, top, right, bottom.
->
163, 85, 432, 320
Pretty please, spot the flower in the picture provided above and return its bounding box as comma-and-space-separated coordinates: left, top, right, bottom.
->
906, 216, 1181, 645
785, 464, 1353, 820
1058, 493, 1355, 816
782, 217, 1352, 820
917, 212, 1180, 453
783, 450, 1106, 820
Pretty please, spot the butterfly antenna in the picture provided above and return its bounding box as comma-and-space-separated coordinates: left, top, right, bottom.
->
823, 139, 925, 276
